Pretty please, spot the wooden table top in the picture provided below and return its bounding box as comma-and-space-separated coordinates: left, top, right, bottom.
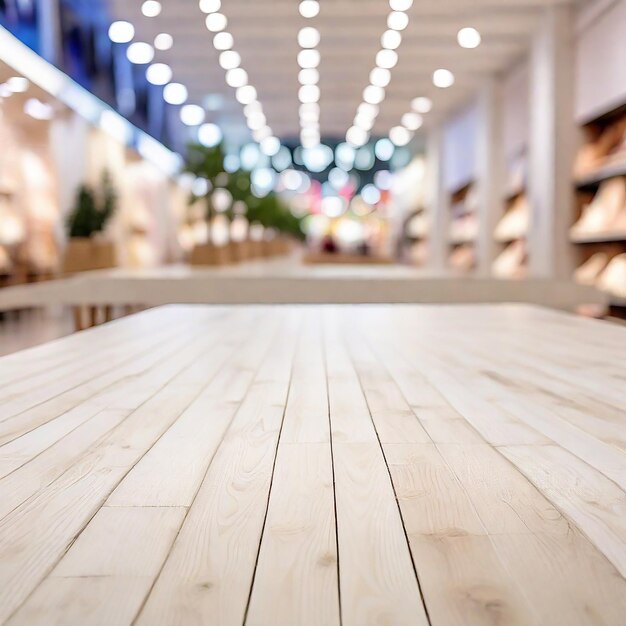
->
0, 304, 625, 625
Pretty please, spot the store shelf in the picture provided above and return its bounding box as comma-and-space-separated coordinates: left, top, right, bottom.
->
494, 232, 528, 244
504, 186, 525, 203
449, 234, 476, 246
570, 231, 626, 244
575, 161, 626, 189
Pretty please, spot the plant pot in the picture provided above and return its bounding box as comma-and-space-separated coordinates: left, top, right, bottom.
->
63, 238, 116, 274
190, 243, 232, 266
228, 240, 251, 263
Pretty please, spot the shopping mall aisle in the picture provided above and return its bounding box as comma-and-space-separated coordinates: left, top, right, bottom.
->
0, 304, 625, 625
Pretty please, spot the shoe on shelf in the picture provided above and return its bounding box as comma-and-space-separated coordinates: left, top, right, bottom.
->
494, 195, 530, 242
574, 252, 610, 285
574, 119, 626, 177
407, 213, 429, 239
449, 244, 475, 272
598, 253, 626, 298
492, 240, 528, 279
570, 177, 626, 238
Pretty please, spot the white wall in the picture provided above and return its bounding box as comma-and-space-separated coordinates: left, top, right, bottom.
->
576, 0, 626, 121
443, 103, 478, 192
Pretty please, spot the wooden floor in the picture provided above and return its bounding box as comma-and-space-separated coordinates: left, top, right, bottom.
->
0, 304, 625, 625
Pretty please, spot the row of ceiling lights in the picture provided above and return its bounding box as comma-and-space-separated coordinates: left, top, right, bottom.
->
108, 0, 484, 162
298, 1, 321, 149
345, 0, 415, 149
199, 0, 281, 156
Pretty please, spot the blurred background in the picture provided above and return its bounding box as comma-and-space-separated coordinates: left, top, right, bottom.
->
1, 0, 626, 344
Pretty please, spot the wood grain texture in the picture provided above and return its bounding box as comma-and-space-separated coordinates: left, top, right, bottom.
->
0, 304, 624, 625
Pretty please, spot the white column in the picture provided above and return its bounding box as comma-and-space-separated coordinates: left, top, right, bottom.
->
528, 4, 576, 279
426, 125, 449, 273
49, 113, 90, 217
37, 0, 62, 65
475, 77, 504, 277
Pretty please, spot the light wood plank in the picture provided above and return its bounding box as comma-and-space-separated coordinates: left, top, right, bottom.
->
245, 443, 340, 626
53, 506, 186, 578
500, 444, 626, 577
106, 311, 277, 507
136, 314, 299, 626
280, 312, 329, 443
333, 442, 429, 626
323, 310, 377, 443
0, 313, 257, 623
6, 577, 151, 626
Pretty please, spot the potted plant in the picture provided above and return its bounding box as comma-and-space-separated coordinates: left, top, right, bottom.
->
184, 143, 232, 266
63, 171, 117, 273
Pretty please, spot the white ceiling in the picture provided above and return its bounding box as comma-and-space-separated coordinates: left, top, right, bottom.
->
108, 0, 573, 145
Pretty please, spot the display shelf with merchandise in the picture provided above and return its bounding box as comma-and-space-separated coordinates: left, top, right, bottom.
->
572, 105, 626, 316
447, 181, 477, 273
492, 154, 529, 280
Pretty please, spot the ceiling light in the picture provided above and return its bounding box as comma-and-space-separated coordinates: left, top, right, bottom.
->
358, 102, 379, 118
24, 98, 54, 120
369, 67, 391, 87
361, 184, 381, 205
199, 0, 221, 12
328, 168, 349, 190
180, 104, 206, 125
127, 42, 154, 64
433, 68, 454, 88
381, 29, 402, 50
299, 68, 319, 85
213, 32, 233, 50
154, 33, 173, 50
388, 11, 409, 31
298, 49, 320, 68
375, 138, 394, 161
390, 0, 413, 9
141, 1, 162, 17
354, 114, 374, 131
411, 96, 432, 113
247, 113, 267, 130
346, 126, 369, 147
298, 27, 320, 48
198, 123, 222, 147
260, 136, 281, 156
226, 68, 248, 88
236, 85, 257, 104
375, 170, 393, 190
253, 126, 272, 141
402, 112, 423, 130
389, 125, 412, 145
219, 50, 241, 70
299, 0, 320, 18
6, 76, 29, 93
458, 27, 481, 49
363, 85, 385, 104
376, 49, 398, 69
108, 21, 134, 44
163, 82, 188, 105
300, 104, 320, 122
244, 102, 263, 117
302, 144, 333, 171
299, 84, 320, 103
301, 134, 320, 149
206, 12, 227, 32
146, 63, 172, 85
